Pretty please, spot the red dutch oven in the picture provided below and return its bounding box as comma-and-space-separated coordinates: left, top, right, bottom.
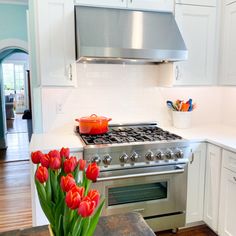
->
75, 114, 112, 135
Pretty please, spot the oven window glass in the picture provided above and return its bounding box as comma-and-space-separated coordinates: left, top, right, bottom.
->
108, 182, 167, 206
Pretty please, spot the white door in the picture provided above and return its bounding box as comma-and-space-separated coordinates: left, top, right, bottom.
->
220, 3, 236, 85
219, 167, 236, 236
175, 0, 216, 6
186, 143, 206, 224
74, 0, 127, 8
36, 0, 76, 86
127, 0, 174, 12
204, 144, 222, 233
174, 5, 217, 85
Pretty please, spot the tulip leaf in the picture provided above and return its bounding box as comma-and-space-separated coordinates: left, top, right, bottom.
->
86, 199, 105, 236
50, 170, 58, 203
72, 216, 83, 236
45, 169, 52, 203
55, 197, 65, 234
35, 178, 55, 226
82, 217, 90, 236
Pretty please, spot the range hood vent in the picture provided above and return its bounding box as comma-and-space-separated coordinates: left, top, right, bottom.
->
75, 6, 187, 64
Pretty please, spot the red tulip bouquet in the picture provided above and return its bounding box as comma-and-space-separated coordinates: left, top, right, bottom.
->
31, 148, 104, 236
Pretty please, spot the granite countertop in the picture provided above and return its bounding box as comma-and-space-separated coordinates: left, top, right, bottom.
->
0, 212, 156, 236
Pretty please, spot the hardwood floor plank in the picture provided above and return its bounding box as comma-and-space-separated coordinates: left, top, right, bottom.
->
0, 161, 32, 233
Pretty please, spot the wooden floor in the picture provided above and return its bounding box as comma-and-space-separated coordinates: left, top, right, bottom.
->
157, 225, 217, 236
0, 115, 32, 233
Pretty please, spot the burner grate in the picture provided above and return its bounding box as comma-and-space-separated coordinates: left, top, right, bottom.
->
78, 125, 182, 145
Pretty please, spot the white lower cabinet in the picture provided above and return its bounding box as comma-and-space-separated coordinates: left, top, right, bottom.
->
186, 143, 206, 224
219, 150, 236, 236
204, 144, 222, 233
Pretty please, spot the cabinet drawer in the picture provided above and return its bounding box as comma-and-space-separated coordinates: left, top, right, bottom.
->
175, 0, 217, 6
225, 0, 236, 5
222, 150, 236, 172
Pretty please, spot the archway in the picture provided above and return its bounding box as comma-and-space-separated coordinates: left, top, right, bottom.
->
0, 41, 30, 162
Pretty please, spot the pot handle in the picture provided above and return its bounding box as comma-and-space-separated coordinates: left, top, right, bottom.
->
107, 118, 112, 122
90, 114, 98, 118
75, 118, 80, 122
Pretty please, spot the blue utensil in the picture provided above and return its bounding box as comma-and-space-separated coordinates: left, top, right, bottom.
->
166, 101, 176, 111
187, 99, 193, 111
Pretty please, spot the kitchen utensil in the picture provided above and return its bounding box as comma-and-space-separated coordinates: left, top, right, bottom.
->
75, 114, 112, 135
181, 103, 190, 112
166, 101, 176, 111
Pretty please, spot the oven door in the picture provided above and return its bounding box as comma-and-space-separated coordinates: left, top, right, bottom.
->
92, 164, 188, 218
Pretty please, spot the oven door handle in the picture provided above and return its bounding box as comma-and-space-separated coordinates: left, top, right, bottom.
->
97, 166, 185, 182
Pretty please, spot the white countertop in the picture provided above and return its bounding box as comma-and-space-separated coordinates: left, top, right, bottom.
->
164, 124, 236, 152
29, 133, 84, 153
29, 124, 236, 153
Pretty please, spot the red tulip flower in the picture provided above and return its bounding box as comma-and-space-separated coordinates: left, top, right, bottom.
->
66, 190, 81, 210
48, 150, 61, 159
71, 185, 85, 199
78, 197, 96, 218
36, 166, 48, 184
60, 174, 76, 192
31, 151, 44, 164
86, 162, 100, 182
40, 154, 50, 168
63, 157, 77, 174
49, 157, 61, 170
78, 159, 86, 171
60, 147, 70, 159
87, 189, 100, 207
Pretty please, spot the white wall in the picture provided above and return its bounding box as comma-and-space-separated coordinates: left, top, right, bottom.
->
221, 87, 236, 126
41, 64, 222, 133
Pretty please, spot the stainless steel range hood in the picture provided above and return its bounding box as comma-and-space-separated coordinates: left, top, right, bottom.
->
75, 6, 187, 64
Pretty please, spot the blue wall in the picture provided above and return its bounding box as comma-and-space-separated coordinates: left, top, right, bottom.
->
0, 3, 28, 41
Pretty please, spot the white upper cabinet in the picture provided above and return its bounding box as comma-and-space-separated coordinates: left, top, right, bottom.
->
127, 0, 174, 12
35, 0, 76, 86
204, 144, 222, 233
75, 0, 174, 11
175, 0, 217, 7
74, 0, 126, 8
220, 3, 236, 85
186, 143, 206, 224
174, 5, 217, 85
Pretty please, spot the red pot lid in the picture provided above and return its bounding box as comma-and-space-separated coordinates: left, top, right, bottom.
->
76, 114, 112, 123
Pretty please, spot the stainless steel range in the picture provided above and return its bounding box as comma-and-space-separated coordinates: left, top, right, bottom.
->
77, 123, 191, 232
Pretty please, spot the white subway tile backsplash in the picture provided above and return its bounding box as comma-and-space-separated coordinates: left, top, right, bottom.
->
41, 64, 223, 133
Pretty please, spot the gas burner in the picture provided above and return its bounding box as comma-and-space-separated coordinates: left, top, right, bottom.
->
77, 124, 182, 145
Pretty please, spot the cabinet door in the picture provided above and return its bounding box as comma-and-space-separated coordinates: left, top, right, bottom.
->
127, 0, 174, 12
219, 167, 236, 236
220, 3, 236, 85
204, 144, 222, 232
74, 0, 126, 8
186, 143, 206, 224
175, 0, 216, 6
36, 0, 76, 86
174, 5, 217, 85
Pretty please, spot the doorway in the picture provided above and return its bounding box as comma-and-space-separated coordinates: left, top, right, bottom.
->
0, 48, 30, 162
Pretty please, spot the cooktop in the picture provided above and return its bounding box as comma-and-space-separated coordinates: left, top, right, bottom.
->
76, 124, 182, 145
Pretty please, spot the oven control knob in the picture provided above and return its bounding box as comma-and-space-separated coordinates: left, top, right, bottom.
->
120, 153, 129, 163
145, 151, 154, 161
91, 155, 101, 164
165, 150, 175, 160
155, 151, 165, 160
175, 149, 184, 159
103, 154, 112, 165
130, 151, 139, 162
